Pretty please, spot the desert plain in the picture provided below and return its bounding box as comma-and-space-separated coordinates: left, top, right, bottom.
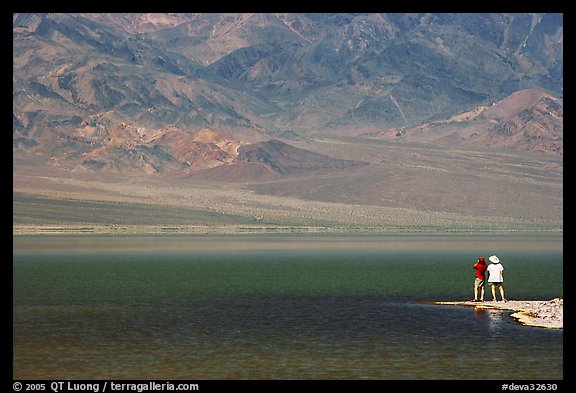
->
13, 135, 562, 235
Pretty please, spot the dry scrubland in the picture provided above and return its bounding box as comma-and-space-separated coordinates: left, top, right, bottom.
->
13, 137, 562, 235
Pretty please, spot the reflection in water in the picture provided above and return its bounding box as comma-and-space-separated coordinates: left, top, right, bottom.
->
473, 306, 487, 320
13, 233, 563, 254
473, 307, 507, 332
486, 309, 506, 332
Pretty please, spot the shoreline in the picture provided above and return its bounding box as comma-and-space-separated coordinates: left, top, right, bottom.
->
432, 298, 563, 329
12, 224, 563, 236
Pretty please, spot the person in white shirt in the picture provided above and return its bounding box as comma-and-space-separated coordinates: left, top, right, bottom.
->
487, 255, 507, 302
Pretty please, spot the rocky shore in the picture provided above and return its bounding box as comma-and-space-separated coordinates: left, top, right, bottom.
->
433, 298, 563, 329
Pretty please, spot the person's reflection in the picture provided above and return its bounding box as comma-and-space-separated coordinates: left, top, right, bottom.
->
473, 307, 505, 331
473, 306, 487, 320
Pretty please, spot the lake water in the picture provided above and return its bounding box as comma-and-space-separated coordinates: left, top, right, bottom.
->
13, 234, 563, 380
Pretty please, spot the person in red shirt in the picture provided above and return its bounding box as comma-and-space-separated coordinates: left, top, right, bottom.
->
472, 257, 488, 302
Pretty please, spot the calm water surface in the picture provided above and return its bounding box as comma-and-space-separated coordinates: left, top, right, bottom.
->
13, 234, 563, 379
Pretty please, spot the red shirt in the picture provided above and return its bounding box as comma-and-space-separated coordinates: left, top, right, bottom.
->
473, 262, 488, 279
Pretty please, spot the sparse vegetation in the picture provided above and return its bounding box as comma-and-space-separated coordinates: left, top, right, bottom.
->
13, 136, 562, 235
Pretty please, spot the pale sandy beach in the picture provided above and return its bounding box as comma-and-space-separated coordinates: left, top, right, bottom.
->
433, 298, 563, 329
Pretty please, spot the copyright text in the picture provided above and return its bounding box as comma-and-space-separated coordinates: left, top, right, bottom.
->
12, 382, 199, 393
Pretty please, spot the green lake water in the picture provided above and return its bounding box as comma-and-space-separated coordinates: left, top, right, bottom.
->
13, 234, 563, 380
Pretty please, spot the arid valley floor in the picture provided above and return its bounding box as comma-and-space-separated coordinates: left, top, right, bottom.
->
13, 136, 562, 235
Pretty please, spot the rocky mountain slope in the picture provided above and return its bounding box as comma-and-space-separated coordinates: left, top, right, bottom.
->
365, 87, 562, 154
14, 13, 562, 163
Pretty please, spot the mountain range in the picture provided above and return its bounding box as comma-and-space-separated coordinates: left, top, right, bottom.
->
14, 13, 562, 175
12, 13, 563, 231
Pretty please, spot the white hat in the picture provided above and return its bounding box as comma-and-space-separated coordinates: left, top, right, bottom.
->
489, 255, 500, 264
